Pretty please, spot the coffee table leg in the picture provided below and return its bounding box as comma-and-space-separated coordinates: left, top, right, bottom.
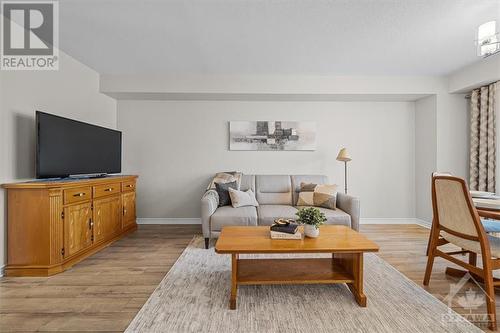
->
230, 253, 238, 309
336, 253, 366, 307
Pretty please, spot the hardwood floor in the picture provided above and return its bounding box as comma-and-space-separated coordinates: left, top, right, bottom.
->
0, 225, 199, 332
0, 224, 496, 332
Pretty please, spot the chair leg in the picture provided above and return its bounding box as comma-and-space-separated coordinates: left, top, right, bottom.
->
204, 238, 209, 249
469, 252, 477, 266
483, 263, 497, 331
423, 225, 439, 286
426, 218, 436, 256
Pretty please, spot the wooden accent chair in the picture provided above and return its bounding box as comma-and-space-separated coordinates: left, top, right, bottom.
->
424, 174, 500, 331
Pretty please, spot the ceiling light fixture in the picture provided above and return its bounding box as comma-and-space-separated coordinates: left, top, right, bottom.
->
477, 20, 499, 57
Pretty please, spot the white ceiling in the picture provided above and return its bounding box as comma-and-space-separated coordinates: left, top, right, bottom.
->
59, 0, 500, 76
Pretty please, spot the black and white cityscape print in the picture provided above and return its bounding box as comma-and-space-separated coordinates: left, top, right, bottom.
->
229, 121, 316, 151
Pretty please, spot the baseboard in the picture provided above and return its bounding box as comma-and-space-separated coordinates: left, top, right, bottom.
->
137, 217, 430, 226
360, 218, 427, 225
414, 218, 432, 229
137, 218, 202, 225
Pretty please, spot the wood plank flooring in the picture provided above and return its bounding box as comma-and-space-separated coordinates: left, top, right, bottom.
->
0, 225, 199, 332
0, 224, 496, 332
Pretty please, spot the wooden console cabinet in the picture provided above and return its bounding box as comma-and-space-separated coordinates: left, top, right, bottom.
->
2, 175, 138, 276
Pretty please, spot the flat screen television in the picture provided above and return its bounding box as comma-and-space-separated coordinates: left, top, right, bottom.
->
36, 111, 122, 178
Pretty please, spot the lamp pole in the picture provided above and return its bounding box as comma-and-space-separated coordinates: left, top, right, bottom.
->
344, 160, 348, 194
336, 148, 351, 195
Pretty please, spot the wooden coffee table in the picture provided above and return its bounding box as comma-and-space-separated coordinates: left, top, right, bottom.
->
215, 225, 379, 309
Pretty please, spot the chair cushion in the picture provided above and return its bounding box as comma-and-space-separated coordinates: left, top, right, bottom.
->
482, 219, 500, 233
257, 205, 298, 225
441, 231, 500, 258
297, 206, 351, 227
210, 206, 258, 231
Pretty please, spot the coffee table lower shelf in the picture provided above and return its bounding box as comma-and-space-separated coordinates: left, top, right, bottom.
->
227, 253, 366, 309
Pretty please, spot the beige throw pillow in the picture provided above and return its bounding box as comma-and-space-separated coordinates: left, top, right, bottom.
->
228, 188, 259, 208
207, 171, 242, 190
297, 182, 338, 210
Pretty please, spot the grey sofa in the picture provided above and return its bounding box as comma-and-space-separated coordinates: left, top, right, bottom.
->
201, 174, 360, 249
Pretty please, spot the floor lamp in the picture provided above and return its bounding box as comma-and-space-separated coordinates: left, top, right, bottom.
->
336, 148, 352, 194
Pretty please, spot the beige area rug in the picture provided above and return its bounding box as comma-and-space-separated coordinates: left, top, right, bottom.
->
125, 237, 481, 333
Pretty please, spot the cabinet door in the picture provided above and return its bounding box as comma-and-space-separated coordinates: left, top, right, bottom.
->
122, 191, 136, 228
93, 196, 122, 243
64, 202, 92, 258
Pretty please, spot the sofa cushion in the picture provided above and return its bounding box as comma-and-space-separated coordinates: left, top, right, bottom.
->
291, 175, 328, 205
296, 206, 351, 227
257, 205, 298, 225
240, 174, 255, 192
207, 171, 242, 190
211, 206, 258, 231
255, 175, 292, 205
228, 188, 259, 208
215, 181, 237, 207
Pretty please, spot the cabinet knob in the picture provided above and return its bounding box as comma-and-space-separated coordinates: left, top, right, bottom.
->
73, 192, 85, 197
104, 188, 113, 192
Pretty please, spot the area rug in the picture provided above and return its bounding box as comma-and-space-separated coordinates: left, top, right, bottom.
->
125, 237, 481, 333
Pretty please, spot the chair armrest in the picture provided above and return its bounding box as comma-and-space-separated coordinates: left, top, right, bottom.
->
337, 192, 360, 231
201, 190, 219, 238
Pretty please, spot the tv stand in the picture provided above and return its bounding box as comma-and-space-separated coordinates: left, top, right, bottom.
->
2, 175, 138, 276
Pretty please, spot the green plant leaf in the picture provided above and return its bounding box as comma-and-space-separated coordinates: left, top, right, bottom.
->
295, 207, 327, 227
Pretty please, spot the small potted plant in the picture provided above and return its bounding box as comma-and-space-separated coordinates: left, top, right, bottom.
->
296, 207, 327, 238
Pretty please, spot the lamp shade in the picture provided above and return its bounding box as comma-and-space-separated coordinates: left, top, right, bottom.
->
336, 148, 351, 162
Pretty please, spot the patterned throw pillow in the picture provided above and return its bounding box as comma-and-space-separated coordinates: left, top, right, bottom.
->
297, 182, 338, 210
207, 172, 242, 190
297, 182, 316, 206
215, 181, 238, 207
313, 184, 338, 210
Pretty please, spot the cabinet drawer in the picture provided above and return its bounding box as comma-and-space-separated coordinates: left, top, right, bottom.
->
64, 187, 92, 205
93, 183, 121, 198
122, 180, 136, 192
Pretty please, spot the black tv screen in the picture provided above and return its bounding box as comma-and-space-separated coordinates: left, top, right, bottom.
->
36, 111, 122, 178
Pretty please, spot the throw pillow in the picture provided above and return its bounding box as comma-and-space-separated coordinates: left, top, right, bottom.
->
207, 171, 242, 190
296, 182, 338, 210
215, 181, 238, 207
228, 188, 259, 208
296, 182, 316, 206
313, 184, 338, 210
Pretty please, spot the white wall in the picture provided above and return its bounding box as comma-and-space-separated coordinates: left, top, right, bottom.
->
415, 96, 437, 223
118, 100, 415, 219
0, 51, 117, 272
436, 93, 468, 178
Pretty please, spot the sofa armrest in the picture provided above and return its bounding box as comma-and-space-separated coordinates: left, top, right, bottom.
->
337, 193, 360, 231
201, 190, 219, 238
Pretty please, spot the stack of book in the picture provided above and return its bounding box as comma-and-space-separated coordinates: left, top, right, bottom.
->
270, 218, 302, 239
